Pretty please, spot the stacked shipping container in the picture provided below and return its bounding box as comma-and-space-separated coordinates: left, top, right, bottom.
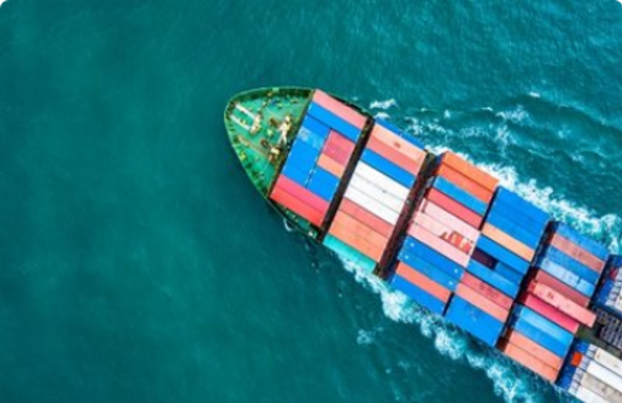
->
324, 120, 426, 273
595, 256, 622, 317
559, 341, 622, 403
269, 91, 366, 227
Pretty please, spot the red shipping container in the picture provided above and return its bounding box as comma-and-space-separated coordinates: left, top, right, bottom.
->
408, 224, 471, 267
425, 188, 483, 228
269, 187, 324, 227
339, 199, 394, 238
371, 124, 427, 166
530, 270, 590, 307
528, 282, 596, 327
418, 199, 480, 241
503, 330, 564, 370
322, 131, 353, 165
312, 90, 367, 128
549, 233, 605, 273
436, 165, 493, 204
570, 352, 583, 367
499, 340, 559, 382
328, 221, 384, 261
441, 152, 499, 192
366, 136, 421, 175
413, 212, 475, 254
317, 154, 345, 178
333, 211, 389, 249
396, 262, 451, 303
461, 272, 513, 310
519, 294, 580, 334
455, 283, 509, 322
272, 175, 329, 214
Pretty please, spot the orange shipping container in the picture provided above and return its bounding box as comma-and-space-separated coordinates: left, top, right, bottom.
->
441, 152, 499, 192
481, 223, 535, 262
460, 272, 513, 310
396, 262, 451, 303
570, 352, 583, 367
528, 282, 597, 327
413, 212, 475, 254
455, 283, 510, 322
371, 124, 427, 166
499, 340, 559, 382
549, 233, 605, 273
366, 136, 422, 175
328, 220, 385, 261
317, 153, 346, 178
436, 165, 494, 204
332, 211, 389, 249
503, 330, 564, 369
339, 199, 394, 238
408, 224, 471, 267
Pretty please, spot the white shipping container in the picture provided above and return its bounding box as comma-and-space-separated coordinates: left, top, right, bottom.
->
594, 347, 622, 379
349, 174, 404, 213
580, 372, 622, 403
344, 187, 399, 225
355, 163, 409, 199
575, 385, 610, 403
586, 360, 622, 394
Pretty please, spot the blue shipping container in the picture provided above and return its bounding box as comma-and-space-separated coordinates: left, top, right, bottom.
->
494, 187, 550, 224
514, 306, 574, 346
511, 315, 570, 357
550, 221, 609, 262
306, 103, 361, 142
536, 257, 595, 297
400, 237, 465, 279
541, 246, 600, 285
391, 275, 446, 315
301, 115, 330, 139
485, 208, 543, 249
445, 296, 504, 347
361, 149, 416, 188
307, 167, 340, 201
297, 126, 327, 151
376, 119, 425, 150
467, 260, 520, 298
493, 261, 524, 284
397, 254, 459, 291
281, 163, 310, 186
432, 176, 488, 216
487, 198, 549, 237
476, 236, 530, 275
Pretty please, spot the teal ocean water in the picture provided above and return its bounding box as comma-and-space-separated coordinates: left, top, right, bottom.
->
1, 0, 622, 402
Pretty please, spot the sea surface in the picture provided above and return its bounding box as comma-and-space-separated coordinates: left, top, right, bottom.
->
1, 1, 622, 402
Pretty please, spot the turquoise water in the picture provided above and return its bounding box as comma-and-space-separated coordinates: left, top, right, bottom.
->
1, 0, 622, 402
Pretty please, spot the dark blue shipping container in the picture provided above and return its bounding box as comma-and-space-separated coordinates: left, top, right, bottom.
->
476, 236, 530, 275
432, 176, 488, 216
397, 254, 459, 291
514, 306, 574, 346
391, 275, 446, 315
400, 237, 465, 279
511, 315, 570, 357
361, 149, 416, 188
494, 188, 550, 224
487, 198, 549, 237
376, 119, 425, 150
485, 208, 543, 249
550, 222, 609, 262
307, 167, 340, 201
493, 261, 524, 284
306, 103, 361, 142
536, 257, 595, 297
541, 246, 600, 284
301, 115, 330, 139
445, 296, 504, 347
467, 260, 520, 298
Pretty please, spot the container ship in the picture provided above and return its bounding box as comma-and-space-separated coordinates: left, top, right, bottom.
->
224, 87, 622, 403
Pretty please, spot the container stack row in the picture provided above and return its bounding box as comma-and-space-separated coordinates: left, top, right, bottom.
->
558, 341, 622, 403
270, 91, 366, 227
324, 120, 426, 273
498, 222, 607, 381
390, 152, 505, 342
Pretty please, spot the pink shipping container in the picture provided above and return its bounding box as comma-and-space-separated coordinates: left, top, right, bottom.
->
461, 272, 513, 310
530, 270, 590, 307
549, 233, 605, 273
528, 282, 596, 327
366, 136, 421, 175
408, 224, 471, 267
370, 124, 427, 166
339, 199, 394, 238
273, 176, 329, 213
455, 283, 510, 322
312, 90, 367, 128
413, 212, 475, 255
270, 187, 325, 227
519, 293, 580, 334
418, 199, 480, 241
